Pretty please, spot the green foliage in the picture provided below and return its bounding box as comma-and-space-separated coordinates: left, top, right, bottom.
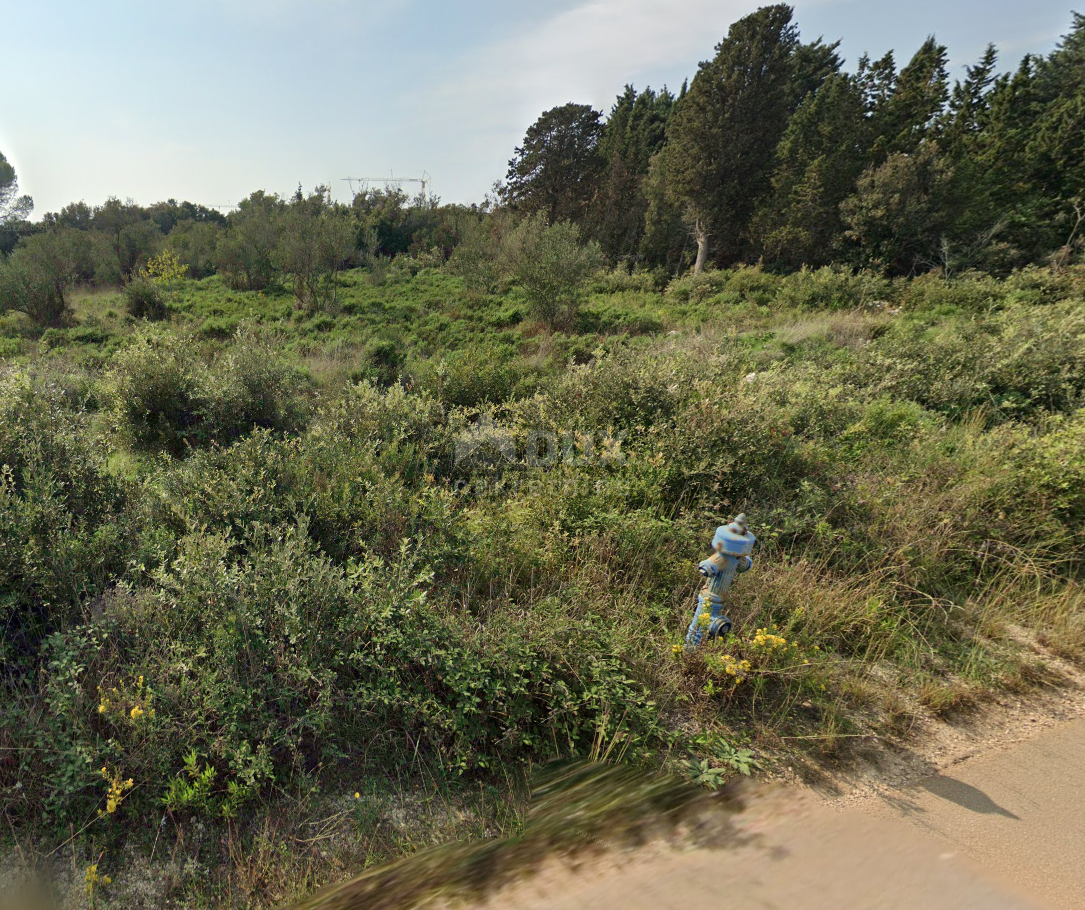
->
166, 220, 222, 279
753, 74, 868, 267
0, 372, 130, 661
504, 103, 605, 224
775, 266, 892, 310
274, 189, 356, 311
0, 149, 33, 224
506, 214, 604, 329
450, 213, 513, 296
656, 5, 833, 266
842, 145, 958, 274
9, 9, 1085, 886
590, 86, 675, 261
215, 191, 285, 291
6, 258, 1085, 898
0, 230, 80, 325
123, 277, 167, 321
107, 326, 302, 454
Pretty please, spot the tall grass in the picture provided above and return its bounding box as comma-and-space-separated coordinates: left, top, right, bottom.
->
2, 263, 1085, 907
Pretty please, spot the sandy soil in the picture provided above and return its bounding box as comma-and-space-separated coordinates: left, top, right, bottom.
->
461, 642, 1085, 910
466, 784, 1053, 910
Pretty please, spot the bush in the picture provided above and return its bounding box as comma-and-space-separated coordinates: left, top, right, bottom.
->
12, 522, 658, 821
206, 327, 305, 442
107, 327, 303, 454
0, 371, 130, 660
898, 271, 1006, 313
506, 215, 604, 329
665, 268, 733, 303
588, 268, 660, 295
123, 277, 167, 320
776, 266, 892, 310
107, 330, 210, 454
666, 266, 782, 307
415, 344, 525, 409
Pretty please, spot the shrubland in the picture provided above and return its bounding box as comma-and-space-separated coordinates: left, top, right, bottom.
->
3, 7, 1085, 904
2, 255, 1084, 907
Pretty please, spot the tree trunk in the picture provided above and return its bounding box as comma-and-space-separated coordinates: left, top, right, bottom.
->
692, 217, 709, 274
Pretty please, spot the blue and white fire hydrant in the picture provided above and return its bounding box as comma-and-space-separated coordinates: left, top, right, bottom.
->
685, 514, 756, 648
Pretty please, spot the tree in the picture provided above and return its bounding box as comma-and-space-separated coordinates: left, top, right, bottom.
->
654, 5, 817, 271
214, 191, 285, 291
591, 86, 675, 261
941, 44, 999, 149
0, 151, 33, 225
451, 210, 517, 296
0, 230, 80, 325
752, 73, 867, 267
871, 37, 949, 160
88, 197, 163, 281
168, 220, 223, 279
274, 189, 355, 311
505, 214, 603, 329
504, 103, 605, 225
842, 144, 956, 274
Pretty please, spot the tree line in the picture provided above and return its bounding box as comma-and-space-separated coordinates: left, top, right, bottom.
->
2, 3, 1085, 327
0, 182, 485, 323
502, 5, 1085, 276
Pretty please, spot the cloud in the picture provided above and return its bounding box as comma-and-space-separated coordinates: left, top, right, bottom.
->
425, 0, 849, 200
449, 0, 758, 119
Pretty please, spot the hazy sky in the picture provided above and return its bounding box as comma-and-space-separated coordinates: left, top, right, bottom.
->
1, 0, 1077, 216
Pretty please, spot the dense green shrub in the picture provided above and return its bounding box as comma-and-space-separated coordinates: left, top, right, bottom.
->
12, 522, 658, 822
588, 268, 661, 295
846, 301, 1085, 418
0, 372, 130, 660
898, 271, 1006, 313
506, 215, 604, 329
107, 327, 303, 454
775, 266, 892, 310
123, 277, 167, 320
416, 344, 526, 409
107, 330, 211, 453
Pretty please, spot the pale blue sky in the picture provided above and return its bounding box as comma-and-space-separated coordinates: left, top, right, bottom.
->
0, 1, 1076, 216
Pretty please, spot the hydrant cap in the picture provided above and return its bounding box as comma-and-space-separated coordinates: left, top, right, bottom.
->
713, 518, 755, 557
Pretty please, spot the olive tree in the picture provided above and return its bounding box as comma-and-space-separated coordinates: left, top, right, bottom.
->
0, 230, 79, 325
214, 191, 285, 291
505, 213, 603, 329
274, 189, 356, 311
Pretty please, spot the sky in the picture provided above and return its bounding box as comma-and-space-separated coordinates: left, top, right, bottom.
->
0, 0, 1078, 216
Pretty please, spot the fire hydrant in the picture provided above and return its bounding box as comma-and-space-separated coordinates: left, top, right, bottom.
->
684, 514, 756, 648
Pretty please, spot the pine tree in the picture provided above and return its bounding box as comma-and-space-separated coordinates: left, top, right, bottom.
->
752, 73, 867, 267
942, 44, 999, 149
1026, 14, 1085, 206
591, 86, 675, 262
871, 37, 949, 160
504, 104, 605, 226
654, 4, 806, 271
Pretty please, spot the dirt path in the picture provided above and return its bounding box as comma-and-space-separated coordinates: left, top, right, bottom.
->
848, 716, 1085, 909
298, 648, 1085, 910
467, 784, 1053, 910
464, 657, 1085, 910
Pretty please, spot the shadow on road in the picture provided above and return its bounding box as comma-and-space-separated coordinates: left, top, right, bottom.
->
919, 776, 1020, 819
